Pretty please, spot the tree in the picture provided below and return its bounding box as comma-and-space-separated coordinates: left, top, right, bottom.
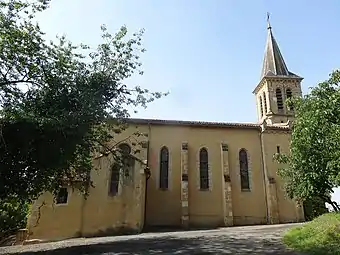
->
303, 197, 329, 221
0, 196, 29, 239
0, 0, 167, 202
275, 70, 340, 212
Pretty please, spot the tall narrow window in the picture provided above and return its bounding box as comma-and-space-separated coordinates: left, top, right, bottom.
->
239, 149, 250, 190
276, 146, 281, 154
159, 146, 169, 189
276, 88, 284, 111
199, 148, 209, 190
109, 143, 133, 196
259, 96, 263, 117
263, 92, 267, 114
286, 88, 293, 110
109, 164, 120, 196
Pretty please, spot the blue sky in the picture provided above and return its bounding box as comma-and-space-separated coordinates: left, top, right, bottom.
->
35, 0, 340, 204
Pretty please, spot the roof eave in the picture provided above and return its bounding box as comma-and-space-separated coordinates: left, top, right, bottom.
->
115, 118, 261, 130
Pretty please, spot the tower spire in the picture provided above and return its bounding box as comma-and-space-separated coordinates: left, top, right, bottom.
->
260, 14, 298, 78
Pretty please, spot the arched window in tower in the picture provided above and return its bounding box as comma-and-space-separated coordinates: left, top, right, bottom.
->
276, 88, 284, 112
159, 146, 169, 189
259, 96, 263, 117
286, 88, 294, 110
263, 92, 268, 114
199, 148, 209, 190
239, 149, 250, 190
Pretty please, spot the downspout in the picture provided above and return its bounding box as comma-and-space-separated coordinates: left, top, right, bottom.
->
259, 129, 269, 224
142, 124, 151, 232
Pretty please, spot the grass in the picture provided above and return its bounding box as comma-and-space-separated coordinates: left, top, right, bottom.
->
283, 213, 340, 255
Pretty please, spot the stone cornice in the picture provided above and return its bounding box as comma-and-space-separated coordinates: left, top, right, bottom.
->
262, 126, 292, 134
253, 75, 304, 94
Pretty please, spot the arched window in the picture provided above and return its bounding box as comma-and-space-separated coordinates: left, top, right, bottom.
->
109, 143, 133, 196
263, 92, 267, 114
199, 148, 209, 190
118, 143, 134, 177
239, 149, 250, 190
109, 164, 120, 196
276, 88, 284, 111
259, 96, 263, 117
159, 146, 169, 189
286, 88, 293, 110
119, 143, 131, 155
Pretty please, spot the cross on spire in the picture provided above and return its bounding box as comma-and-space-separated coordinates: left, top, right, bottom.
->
267, 12, 271, 30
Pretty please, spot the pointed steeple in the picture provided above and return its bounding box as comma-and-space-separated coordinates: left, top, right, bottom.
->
261, 14, 296, 78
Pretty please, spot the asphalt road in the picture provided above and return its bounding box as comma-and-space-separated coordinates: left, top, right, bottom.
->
0, 223, 304, 255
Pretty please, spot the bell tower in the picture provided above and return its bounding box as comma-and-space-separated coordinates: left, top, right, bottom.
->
253, 14, 303, 125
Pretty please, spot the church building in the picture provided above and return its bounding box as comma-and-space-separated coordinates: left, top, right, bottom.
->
26, 20, 305, 241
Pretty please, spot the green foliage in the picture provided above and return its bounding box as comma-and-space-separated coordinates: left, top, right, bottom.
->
0, 0, 167, 201
284, 213, 340, 255
275, 70, 340, 211
304, 197, 329, 221
0, 196, 29, 238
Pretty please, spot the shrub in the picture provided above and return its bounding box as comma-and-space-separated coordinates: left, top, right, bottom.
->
284, 213, 340, 255
0, 197, 29, 239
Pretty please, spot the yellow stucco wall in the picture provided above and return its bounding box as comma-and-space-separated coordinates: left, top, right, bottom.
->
145, 124, 267, 227
27, 125, 148, 241
261, 130, 304, 223
27, 187, 84, 241
27, 121, 304, 241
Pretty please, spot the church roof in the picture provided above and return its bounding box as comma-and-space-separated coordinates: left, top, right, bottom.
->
260, 18, 301, 79
125, 118, 290, 131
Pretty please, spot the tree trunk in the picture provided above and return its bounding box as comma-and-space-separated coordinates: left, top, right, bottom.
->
327, 201, 340, 212
334, 202, 340, 212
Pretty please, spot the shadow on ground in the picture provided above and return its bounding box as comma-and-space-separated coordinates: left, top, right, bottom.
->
15, 235, 300, 255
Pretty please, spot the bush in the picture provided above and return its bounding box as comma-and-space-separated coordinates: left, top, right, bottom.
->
303, 197, 329, 221
284, 213, 340, 255
0, 197, 29, 239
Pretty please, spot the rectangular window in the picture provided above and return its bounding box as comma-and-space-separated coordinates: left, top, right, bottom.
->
56, 187, 68, 204
276, 146, 281, 154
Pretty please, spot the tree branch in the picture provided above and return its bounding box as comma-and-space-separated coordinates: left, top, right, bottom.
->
0, 79, 41, 87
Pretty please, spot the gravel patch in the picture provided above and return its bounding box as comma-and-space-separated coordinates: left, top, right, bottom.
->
0, 223, 305, 254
